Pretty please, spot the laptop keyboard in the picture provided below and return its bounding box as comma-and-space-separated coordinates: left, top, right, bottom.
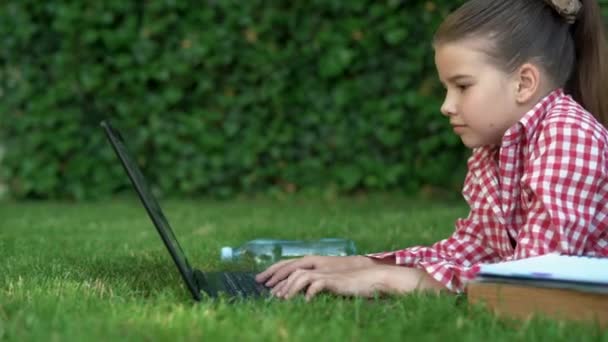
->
194, 270, 270, 298
221, 272, 269, 297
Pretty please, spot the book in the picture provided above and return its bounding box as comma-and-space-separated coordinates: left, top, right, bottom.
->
466, 253, 608, 327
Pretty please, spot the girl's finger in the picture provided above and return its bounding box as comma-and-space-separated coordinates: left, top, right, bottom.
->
270, 279, 288, 297
275, 269, 304, 298
265, 258, 316, 287
283, 270, 317, 299
305, 279, 327, 301
255, 259, 296, 283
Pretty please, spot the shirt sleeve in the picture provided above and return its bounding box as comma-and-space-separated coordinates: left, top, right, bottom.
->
514, 122, 607, 258
367, 169, 501, 293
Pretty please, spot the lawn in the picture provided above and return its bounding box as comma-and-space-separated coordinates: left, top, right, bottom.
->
0, 193, 605, 341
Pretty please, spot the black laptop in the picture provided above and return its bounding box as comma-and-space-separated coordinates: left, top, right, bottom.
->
100, 120, 269, 301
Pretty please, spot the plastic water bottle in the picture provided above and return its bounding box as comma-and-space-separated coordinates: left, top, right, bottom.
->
220, 238, 357, 269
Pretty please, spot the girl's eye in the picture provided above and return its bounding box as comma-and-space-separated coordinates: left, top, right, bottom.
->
457, 84, 470, 91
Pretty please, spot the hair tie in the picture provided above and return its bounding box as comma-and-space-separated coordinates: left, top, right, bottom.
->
544, 0, 582, 24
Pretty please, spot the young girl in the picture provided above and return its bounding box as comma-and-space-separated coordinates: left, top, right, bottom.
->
256, 0, 608, 301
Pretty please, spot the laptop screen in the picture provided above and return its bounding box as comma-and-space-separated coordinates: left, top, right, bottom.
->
100, 120, 201, 300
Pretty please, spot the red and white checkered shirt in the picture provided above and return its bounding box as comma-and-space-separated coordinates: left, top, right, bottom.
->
368, 88, 608, 293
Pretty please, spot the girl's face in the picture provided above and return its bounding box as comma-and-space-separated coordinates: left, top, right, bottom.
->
434, 39, 523, 148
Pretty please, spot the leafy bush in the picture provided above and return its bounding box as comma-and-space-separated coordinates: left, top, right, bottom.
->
4, 1, 601, 199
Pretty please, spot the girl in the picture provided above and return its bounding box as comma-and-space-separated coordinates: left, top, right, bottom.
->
256, 0, 608, 301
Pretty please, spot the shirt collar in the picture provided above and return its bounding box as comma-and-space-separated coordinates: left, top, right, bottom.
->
501, 88, 565, 147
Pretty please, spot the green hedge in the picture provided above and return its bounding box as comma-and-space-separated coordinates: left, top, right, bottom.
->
3, 1, 604, 200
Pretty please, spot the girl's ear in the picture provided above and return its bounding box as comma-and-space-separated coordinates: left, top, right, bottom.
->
515, 63, 541, 104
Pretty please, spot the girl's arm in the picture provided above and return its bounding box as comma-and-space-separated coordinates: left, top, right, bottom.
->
515, 121, 607, 258
373, 264, 447, 294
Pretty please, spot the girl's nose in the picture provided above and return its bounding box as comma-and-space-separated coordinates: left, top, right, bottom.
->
440, 95, 456, 117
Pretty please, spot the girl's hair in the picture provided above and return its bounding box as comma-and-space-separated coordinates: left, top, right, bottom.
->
434, 0, 608, 127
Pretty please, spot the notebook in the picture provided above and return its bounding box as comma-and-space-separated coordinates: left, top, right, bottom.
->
475, 253, 608, 292
468, 253, 608, 326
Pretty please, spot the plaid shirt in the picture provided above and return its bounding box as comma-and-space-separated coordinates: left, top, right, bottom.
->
369, 89, 608, 293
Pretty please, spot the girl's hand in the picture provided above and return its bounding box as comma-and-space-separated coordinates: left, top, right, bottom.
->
255, 255, 375, 287
269, 265, 446, 301
270, 267, 387, 301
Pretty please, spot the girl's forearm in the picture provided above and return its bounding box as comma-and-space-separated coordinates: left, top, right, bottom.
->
376, 264, 447, 294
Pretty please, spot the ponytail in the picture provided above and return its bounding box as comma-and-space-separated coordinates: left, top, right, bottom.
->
567, 0, 608, 127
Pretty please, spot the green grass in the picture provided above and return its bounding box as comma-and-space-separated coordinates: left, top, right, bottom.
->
1, 193, 606, 341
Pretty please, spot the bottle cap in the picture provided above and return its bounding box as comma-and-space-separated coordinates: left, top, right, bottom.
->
220, 247, 233, 261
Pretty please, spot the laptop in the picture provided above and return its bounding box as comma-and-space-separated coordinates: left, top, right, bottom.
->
100, 120, 270, 301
